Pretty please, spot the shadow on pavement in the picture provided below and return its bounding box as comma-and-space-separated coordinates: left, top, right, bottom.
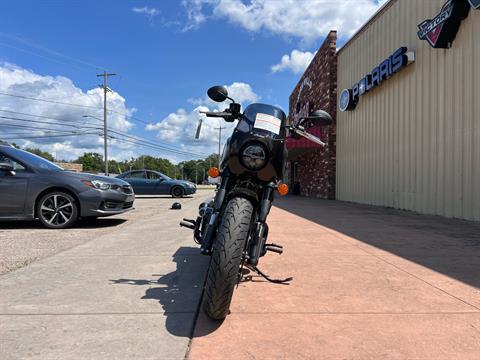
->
275, 196, 480, 289
110, 246, 221, 338
0, 218, 126, 229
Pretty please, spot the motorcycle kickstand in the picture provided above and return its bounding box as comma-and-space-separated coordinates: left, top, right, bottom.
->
247, 265, 293, 285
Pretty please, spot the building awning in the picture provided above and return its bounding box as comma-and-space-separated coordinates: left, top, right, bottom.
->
286, 126, 324, 160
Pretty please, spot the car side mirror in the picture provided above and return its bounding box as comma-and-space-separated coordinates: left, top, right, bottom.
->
0, 162, 14, 172
207, 85, 229, 103
0, 161, 15, 175
298, 110, 333, 129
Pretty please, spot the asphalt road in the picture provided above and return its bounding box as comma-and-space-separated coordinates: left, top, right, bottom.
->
0, 192, 213, 360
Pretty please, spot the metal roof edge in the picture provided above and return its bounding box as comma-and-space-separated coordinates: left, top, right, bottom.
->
337, 0, 397, 55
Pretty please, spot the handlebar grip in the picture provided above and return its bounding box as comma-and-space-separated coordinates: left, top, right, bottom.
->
199, 110, 232, 118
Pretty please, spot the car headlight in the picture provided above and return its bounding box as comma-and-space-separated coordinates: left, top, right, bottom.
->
240, 143, 267, 170
81, 179, 112, 191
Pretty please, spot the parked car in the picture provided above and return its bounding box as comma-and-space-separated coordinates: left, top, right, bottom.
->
116, 170, 196, 197
0, 142, 135, 229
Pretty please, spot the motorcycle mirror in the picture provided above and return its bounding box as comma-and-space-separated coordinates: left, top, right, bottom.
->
299, 110, 333, 128
207, 85, 229, 103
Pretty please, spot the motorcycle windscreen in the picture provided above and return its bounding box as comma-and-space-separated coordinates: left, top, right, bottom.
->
238, 103, 287, 138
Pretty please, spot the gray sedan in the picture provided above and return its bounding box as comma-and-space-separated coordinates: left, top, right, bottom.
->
116, 170, 196, 197
0, 143, 135, 229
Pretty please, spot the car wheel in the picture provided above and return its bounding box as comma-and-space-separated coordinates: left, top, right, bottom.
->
171, 186, 185, 198
37, 192, 78, 229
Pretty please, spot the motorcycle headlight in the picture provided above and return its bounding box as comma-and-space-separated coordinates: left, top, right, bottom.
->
240, 143, 267, 170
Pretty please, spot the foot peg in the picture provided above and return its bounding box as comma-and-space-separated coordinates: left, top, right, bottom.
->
265, 243, 283, 254
180, 218, 196, 230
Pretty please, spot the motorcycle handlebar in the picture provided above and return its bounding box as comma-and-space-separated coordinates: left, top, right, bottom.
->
199, 110, 232, 118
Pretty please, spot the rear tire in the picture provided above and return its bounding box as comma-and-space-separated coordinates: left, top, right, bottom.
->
203, 197, 253, 320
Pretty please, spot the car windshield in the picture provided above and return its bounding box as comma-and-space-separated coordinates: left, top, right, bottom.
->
237, 103, 286, 138
10, 148, 64, 171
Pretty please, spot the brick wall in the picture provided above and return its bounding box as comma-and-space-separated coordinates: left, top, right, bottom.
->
287, 31, 337, 199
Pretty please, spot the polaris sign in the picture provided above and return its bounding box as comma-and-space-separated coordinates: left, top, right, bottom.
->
339, 47, 415, 112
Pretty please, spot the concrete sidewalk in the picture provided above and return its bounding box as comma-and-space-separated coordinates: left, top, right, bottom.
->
189, 197, 480, 359
0, 194, 213, 360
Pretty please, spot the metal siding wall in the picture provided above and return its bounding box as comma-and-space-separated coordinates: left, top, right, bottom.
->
337, 0, 480, 221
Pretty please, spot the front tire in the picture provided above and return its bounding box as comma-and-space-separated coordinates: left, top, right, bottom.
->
203, 197, 253, 320
37, 191, 78, 229
171, 186, 185, 198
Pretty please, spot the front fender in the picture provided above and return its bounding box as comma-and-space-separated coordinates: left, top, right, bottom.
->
226, 187, 258, 206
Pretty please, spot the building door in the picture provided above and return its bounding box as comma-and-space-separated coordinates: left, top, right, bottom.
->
291, 161, 300, 195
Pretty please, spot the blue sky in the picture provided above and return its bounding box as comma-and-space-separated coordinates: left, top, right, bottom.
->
0, 0, 386, 162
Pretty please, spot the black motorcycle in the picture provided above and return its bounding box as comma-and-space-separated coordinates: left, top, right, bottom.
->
180, 85, 333, 320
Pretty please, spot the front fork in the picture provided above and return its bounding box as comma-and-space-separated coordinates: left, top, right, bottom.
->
247, 183, 274, 265
199, 171, 229, 255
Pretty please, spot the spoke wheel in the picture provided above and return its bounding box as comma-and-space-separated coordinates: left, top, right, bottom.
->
37, 192, 78, 229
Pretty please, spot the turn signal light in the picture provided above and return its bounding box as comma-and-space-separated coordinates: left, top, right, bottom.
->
208, 167, 220, 178
277, 183, 289, 196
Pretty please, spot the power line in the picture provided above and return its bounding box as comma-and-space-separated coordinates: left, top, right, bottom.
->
0, 123, 78, 132
0, 109, 204, 157
108, 129, 207, 158
0, 129, 84, 137
1, 132, 99, 141
0, 42, 95, 74
0, 32, 106, 71
109, 135, 206, 159
0, 115, 102, 130
0, 91, 154, 127
110, 135, 206, 158
0, 109, 102, 125
0, 91, 104, 110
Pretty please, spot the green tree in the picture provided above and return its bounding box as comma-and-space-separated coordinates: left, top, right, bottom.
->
75, 152, 104, 172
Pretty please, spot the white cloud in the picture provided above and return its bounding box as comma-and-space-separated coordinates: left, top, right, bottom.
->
271, 49, 316, 74
181, 0, 387, 42
145, 82, 259, 155
132, 6, 160, 17
0, 62, 135, 161
132, 6, 160, 25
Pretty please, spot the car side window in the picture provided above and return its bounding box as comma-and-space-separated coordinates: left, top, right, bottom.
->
147, 171, 161, 180
0, 153, 26, 172
127, 171, 146, 179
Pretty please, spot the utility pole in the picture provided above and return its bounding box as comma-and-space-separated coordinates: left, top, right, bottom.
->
96, 71, 116, 176
214, 126, 226, 168
195, 162, 198, 184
